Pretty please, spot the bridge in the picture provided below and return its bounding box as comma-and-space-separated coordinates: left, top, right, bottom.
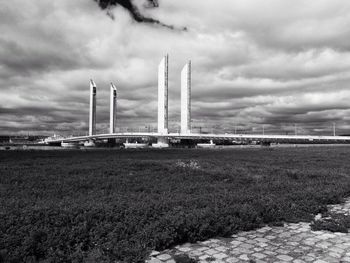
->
47, 55, 350, 147
46, 132, 350, 145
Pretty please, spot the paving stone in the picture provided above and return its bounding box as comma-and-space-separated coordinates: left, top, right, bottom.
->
329, 246, 345, 254
340, 243, 350, 249
234, 247, 250, 254
240, 243, 254, 249
315, 241, 331, 249
328, 252, 342, 259
198, 255, 208, 260
306, 252, 316, 258
197, 247, 209, 251
271, 228, 284, 233
156, 254, 172, 261
189, 250, 203, 257
238, 254, 249, 261
215, 246, 228, 252
276, 248, 289, 254
322, 256, 339, 263
213, 253, 227, 260
276, 254, 294, 261
178, 247, 192, 252
319, 233, 337, 240
292, 248, 304, 254
229, 241, 242, 247
147, 258, 162, 263
205, 249, 218, 255
279, 232, 292, 238
245, 239, 257, 244
286, 241, 299, 246
302, 240, 315, 246
264, 250, 277, 256
300, 255, 314, 262
251, 252, 266, 259
150, 251, 160, 257
257, 242, 268, 248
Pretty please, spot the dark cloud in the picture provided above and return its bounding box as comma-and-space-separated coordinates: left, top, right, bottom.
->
0, 38, 90, 77
0, 106, 87, 134
94, 0, 186, 30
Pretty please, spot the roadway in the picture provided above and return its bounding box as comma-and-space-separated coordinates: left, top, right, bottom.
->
46, 132, 350, 144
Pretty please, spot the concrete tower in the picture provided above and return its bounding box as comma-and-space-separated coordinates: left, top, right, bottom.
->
89, 79, 97, 136
181, 61, 191, 134
158, 55, 169, 134
110, 83, 117, 134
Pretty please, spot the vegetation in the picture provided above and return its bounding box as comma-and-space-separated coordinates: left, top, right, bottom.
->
1, 147, 350, 262
173, 254, 198, 263
311, 213, 350, 233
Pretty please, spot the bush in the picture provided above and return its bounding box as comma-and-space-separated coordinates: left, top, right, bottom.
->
173, 254, 198, 263
311, 213, 350, 233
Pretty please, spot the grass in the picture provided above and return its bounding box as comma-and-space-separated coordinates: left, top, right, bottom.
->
1, 147, 350, 262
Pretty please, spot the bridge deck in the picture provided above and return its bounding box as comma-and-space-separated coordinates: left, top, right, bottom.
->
46, 133, 350, 143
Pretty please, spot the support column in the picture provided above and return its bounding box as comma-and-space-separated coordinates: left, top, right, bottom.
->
158, 55, 169, 134
153, 55, 169, 148
110, 83, 117, 134
181, 61, 191, 134
89, 79, 97, 136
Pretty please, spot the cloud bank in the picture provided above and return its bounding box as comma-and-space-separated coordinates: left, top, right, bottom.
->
0, 0, 350, 135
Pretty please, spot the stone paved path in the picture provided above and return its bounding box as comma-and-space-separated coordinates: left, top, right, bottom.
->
146, 198, 350, 263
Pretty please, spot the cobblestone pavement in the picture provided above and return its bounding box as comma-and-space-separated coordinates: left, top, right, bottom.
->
146, 198, 350, 263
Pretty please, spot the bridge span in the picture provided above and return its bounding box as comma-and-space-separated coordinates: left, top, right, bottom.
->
46, 132, 350, 145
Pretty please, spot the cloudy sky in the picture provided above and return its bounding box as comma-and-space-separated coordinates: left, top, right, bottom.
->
1, 0, 350, 135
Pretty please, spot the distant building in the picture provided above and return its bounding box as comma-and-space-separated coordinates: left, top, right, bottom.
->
0, 136, 10, 143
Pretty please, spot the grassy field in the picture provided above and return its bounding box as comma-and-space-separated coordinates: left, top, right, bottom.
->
1, 147, 350, 262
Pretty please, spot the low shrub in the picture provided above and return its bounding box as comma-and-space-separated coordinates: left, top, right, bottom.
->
311, 213, 350, 233
173, 254, 198, 263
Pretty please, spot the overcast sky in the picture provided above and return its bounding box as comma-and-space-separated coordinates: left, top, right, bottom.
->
1, 0, 350, 135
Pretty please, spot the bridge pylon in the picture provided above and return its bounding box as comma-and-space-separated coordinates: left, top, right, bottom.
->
89, 80, 97, 136
110, 83, 117, 134
181, 60, 191, 135
157, 54, 169, 135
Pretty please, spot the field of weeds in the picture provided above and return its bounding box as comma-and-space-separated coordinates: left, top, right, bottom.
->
1, 147, 350, 262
